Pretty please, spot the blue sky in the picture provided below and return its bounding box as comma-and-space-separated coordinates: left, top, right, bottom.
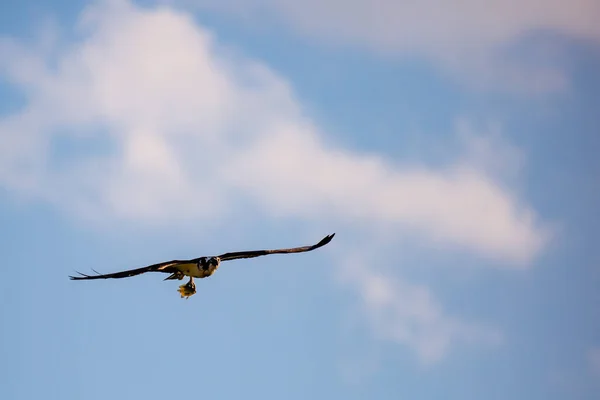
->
1, 0, 599, 399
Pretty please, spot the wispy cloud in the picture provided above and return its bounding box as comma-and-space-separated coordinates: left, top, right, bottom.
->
183, 0, 600, 92
183, 0, 600, 50
589, 347, 600, 379
337, 253, 503, 365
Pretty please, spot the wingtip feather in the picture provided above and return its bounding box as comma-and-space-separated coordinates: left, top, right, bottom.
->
317, 233, 335, 247
69, 269, 104, 280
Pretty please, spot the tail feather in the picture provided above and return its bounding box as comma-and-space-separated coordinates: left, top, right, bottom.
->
164, 272, 184, 281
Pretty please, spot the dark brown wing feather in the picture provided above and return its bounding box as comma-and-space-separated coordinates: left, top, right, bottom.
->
217, 233, 335, 262
68, 260, 188, 280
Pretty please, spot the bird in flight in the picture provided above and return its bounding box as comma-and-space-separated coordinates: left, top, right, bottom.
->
69, 233, 335, 298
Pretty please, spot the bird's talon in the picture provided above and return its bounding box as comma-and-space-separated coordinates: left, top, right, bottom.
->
178, 282, 196, 299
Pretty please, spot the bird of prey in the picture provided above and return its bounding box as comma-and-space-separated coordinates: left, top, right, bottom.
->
69, 233, 335, 298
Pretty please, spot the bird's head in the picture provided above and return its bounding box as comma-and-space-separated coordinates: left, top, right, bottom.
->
198, 256, 221, 274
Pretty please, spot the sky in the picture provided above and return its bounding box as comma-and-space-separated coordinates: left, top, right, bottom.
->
0, 0, 599, 399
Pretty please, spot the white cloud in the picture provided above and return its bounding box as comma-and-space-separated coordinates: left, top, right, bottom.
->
182, 0, 600, 92
0, 0, 550, 362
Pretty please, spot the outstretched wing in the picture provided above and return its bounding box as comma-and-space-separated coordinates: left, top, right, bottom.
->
217, 233, 335, 262
68, 260, 189, 280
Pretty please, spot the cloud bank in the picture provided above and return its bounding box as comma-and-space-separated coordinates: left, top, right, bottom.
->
0, 0, 548, 263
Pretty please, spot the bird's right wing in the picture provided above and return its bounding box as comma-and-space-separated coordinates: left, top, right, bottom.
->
68, 260, 188, 280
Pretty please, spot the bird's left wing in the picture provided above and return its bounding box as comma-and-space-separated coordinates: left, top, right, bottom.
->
68, 259, 188, 280
217, 233, 335, 262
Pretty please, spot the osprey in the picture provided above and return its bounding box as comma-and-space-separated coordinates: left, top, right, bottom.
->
69, 233, 335, 298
